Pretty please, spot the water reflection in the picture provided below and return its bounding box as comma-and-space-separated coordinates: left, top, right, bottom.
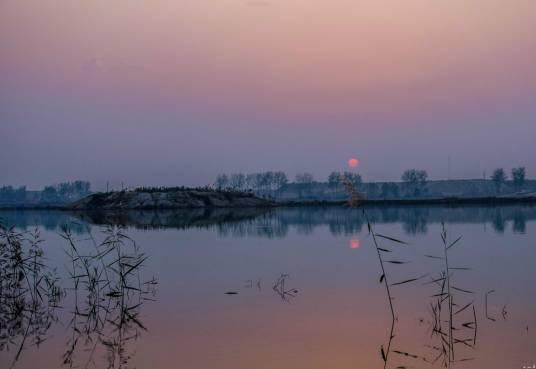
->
0, 206, 535, 369
349, 238, 360, 249
272, 274, 298, 302
2, 205, 535, 238
0, 211, 88, 234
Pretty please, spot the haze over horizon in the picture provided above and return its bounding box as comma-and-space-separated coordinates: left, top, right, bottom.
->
2, 0, 536, 190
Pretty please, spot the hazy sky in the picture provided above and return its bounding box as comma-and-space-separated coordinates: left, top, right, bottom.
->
1, 0, 536, 190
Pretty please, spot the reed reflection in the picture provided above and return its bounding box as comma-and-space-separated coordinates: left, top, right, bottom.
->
61, 225, 157, 369
0, 222, 157, 369
0, 226, 63, 368
363, 219, 503, 369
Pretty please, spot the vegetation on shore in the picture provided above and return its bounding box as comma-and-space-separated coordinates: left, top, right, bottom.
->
69, 187, 273, 210
0, 166, 530, 207
0, 181, 91, 206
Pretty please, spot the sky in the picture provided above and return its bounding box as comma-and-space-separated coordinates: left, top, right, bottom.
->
1, 0, 536, 190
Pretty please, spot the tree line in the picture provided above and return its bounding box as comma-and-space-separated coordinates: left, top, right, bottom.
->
215, 171, 289, 191
0, 181, 91, 204
42, 181, 91, 201
215, 166, 528, 197
0, 186, 27, 203
491, 167, 526, 192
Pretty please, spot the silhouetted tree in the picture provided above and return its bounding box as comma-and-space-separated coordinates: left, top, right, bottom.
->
254, 173, 265, 190
512, 167, 526, 190
73, 180, 91, 195
401, 169, 428, 196
328, 172, 342, 187
0, 186, 27, 203
263, 171, 274, 190
225, 171, 289, 192
56, 181, 91, 200
42, 186, 58, 202
342, 172, 362, 187
273, 171, 288, 190
215, 174, 229, 189
229, 173, 246, 190
491, 168, 507, 193
245, 174, 257, 190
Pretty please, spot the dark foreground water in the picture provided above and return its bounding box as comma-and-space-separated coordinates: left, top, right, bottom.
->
0, 205, 535, 369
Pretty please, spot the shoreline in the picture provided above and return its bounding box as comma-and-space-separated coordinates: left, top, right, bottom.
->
2, 196, 536, 211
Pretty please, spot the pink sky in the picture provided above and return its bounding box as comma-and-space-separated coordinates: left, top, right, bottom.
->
1, 0, 536, 189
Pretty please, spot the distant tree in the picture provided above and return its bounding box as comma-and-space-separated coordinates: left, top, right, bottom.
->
342, 172, 362, 187
328, 172, 342, 187
256, 172, 267, 190
341, 175, 364, 207
240, 171, 288, 192
214, 174, 229, 189
56, 181, 91, 200
0, 185, 26, 203
491, 168, 507, 193
229, 173, 246, 190
295, 172, 314, 184
245, 173, 257, 190
512, 167, 526, 190
401, 169, 428, 196
264, 171, 275, 190
42, 185, 58, 202
73, 180, 91, 195
58, 182, 70, 197
273, 171, 288, 190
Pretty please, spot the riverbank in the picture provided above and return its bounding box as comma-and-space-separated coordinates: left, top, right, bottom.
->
3, 194, 536, 211
278, 196, 536, 207
260, 178, 536, 202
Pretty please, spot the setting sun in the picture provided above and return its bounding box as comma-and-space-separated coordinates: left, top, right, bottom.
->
348, 158, 359, 168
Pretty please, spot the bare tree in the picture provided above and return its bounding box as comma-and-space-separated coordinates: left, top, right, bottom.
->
512, 167, 526, 190
255, 172, 267, 190
245, 174, 257, 190
401, 169, 428, 196
264, 171, 275, 190
491, 168, 507, 193
214, 174, 229, 189
42, 186, 58, 202
229, 173, 246, 190
0, 186, 27, 203
342, 172, 362, 187
273, 171, 288, 190
328, 172, 342, 187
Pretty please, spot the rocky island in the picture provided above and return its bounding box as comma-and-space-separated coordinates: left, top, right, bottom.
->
69, 187, 274, 210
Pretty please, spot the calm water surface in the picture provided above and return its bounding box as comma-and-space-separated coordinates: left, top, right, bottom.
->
0, 206, 535, 369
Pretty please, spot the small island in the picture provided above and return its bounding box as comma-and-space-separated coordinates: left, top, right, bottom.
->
69, 187, 274, 210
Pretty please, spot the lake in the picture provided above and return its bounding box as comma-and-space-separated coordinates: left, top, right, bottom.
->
0, 205, 535, 369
